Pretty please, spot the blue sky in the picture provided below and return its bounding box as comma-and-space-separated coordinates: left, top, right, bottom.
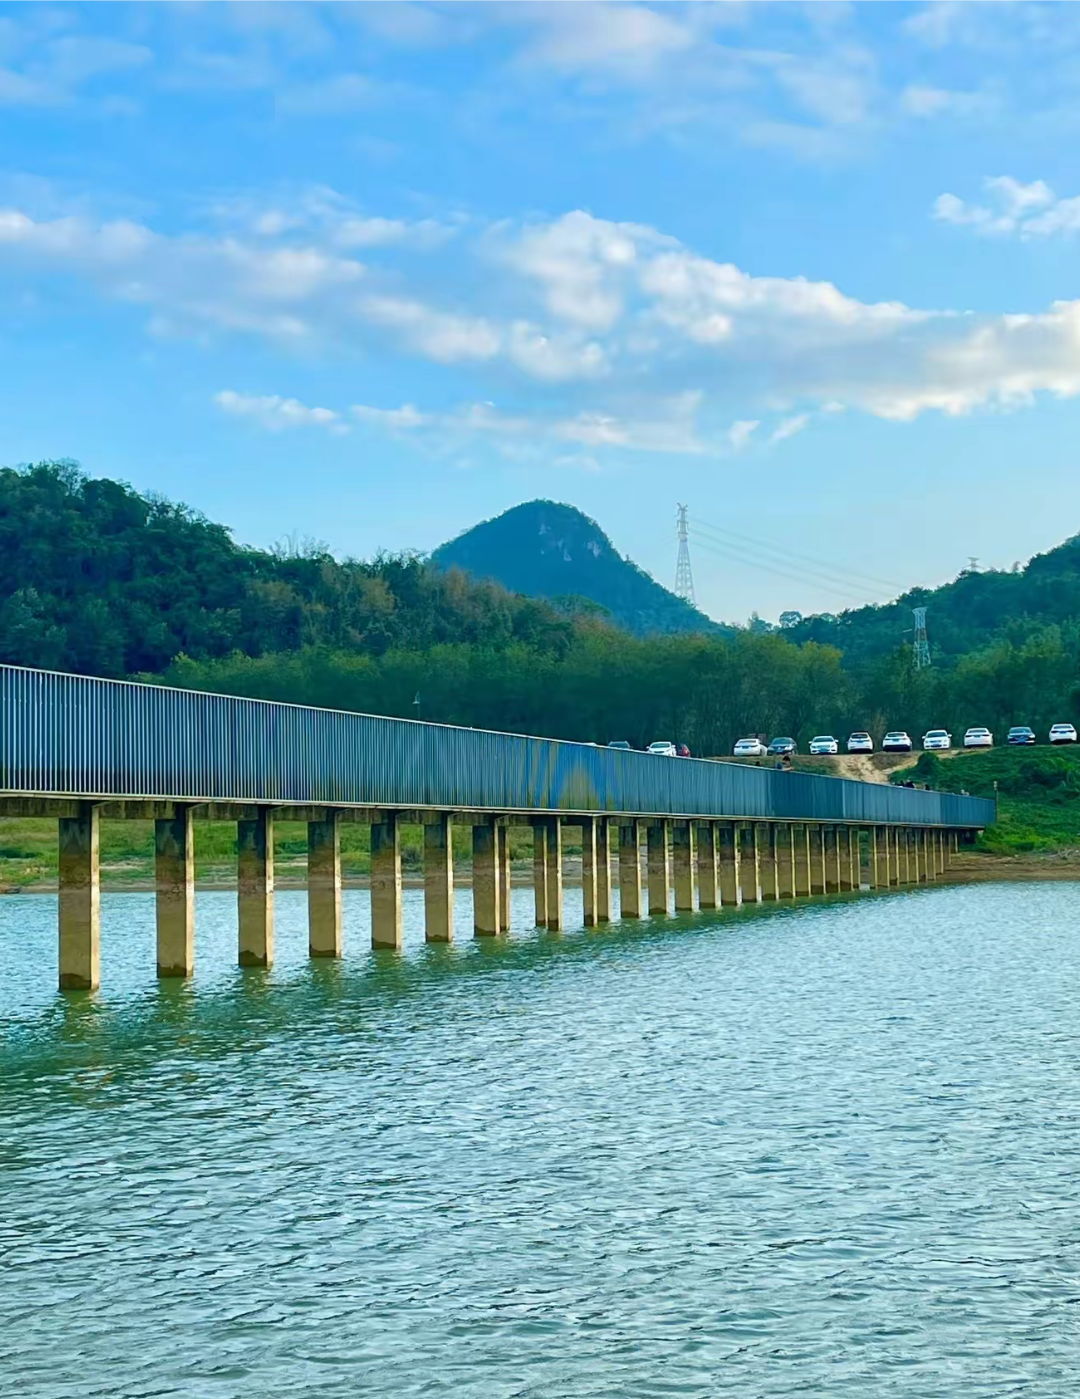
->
4, 1, 1080, 623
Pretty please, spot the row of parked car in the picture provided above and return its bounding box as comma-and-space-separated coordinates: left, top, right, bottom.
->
732, 723, 1078, 757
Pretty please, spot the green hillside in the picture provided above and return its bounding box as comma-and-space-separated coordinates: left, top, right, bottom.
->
432, 500, 722, 637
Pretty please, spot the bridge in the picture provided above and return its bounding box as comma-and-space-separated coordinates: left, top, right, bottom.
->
0, 664, 996, 990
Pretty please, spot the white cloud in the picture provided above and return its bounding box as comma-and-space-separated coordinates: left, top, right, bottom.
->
357, 294, 502, 363
769, 413, 809, 444
518, 3, 696, 77
933, 175, 1070, 239
215, 390, 345, 432
351, 402, 429, 430
727, 419, 759, 452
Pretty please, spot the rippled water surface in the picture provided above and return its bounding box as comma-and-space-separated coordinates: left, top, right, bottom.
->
3, 881, 1080, 1397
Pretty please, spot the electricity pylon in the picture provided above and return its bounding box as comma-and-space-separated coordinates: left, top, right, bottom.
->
912, 606, 931, 669
675, 503, 696, 606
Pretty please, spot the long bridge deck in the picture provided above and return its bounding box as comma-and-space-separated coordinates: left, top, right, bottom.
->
0, 664, 996, 990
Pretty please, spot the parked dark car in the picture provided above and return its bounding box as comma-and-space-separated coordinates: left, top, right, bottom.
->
1006, 726, 1036, 745
767, 737, 797, 756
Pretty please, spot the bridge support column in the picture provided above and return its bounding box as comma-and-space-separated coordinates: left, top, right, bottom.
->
836, 828, 853, 891
893, 828, 904, 885
238, 809, 274, 968
870, 827, 884, 889
424, 813, 454, 943
307, 812, 342, 958
777, 824, 796, 899
809, 825, 826, 894
497, 823, 512, 931
824, 827, 842, 893
647, 820, 671, 915
718, 821, 741, 906
759, 824, 779, 901
851, 829, 863, 890
581, 817, 599, 926
595, 818, 613, 922
59, 804, 100, 991
155, 807, 195, 977
793, 825, 811, 898
472, 820, 500, 938
371, 814, 403, 949
697, 822, 720, 908
937, 830, 947, 875
533, 820, 549, 927
913, 829, 926, 884
672, 821, 696, 911
546, 817, 564, 931
618, 820, 643, 918
739, 824, 760, 904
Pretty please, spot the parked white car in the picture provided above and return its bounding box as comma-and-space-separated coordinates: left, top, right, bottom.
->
647, 740, 677, 756
809, 735, 839, 755
1049, 723, 1078, 745
847, 732, 874, 753
963, 727, 993, 748
733, 737, 767, 758
923, 729, 951, 751
882, 731, 912, 752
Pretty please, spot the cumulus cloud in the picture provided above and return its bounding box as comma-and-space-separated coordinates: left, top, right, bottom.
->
726, 420, 759, 452
215, 390, 345, 432
933, 175, 1073, 237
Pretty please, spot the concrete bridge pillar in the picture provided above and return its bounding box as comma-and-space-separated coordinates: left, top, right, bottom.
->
808, 825, 825, 894
424, 813, 454, 943
307, 812, 342, 958
618, 820, 643, 918
851, 829, 863, 890
936, 829, 947, 875
581, 816, 599, 926
913, 829, 926, 883
672, 821, 696, 911
824, 827, 842, 893
472, 820, 500, 938
793, 824, 811, 897
739, 824, 761, 904
892, 828, 904, 885
497, 823, 512, 931
697, 822, 720, 908
59, 804, 100, 991
870, 827, 884, 889
371, 813, 403, 949
718, 821, 741, 906
759, 823, 779, 901
647, 820, 671, 915
155, 806, 195, 977
837, 828, 854, 891
546, 817, 564, 931
776, 824, 795, 899
532, 819, 549, 927
596, 818, 613, 922
238, 808, 274, 968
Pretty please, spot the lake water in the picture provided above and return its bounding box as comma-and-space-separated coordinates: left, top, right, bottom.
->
2, 881, 1080, 1398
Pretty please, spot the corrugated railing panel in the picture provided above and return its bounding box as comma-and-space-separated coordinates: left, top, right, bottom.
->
0, 665, 997, 828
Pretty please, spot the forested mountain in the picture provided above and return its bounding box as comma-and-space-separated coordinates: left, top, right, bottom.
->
0, 461, 578, 677
432, 500, 721, 637
790, 536, 1080, 668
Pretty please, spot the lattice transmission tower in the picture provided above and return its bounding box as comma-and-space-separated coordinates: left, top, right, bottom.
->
912, 606, 931, 669
674, 503, 696, 606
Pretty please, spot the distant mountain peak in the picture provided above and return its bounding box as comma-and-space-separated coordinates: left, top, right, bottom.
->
432, 500, 722, 637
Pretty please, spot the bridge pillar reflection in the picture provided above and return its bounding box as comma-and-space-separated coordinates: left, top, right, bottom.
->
424, 813, 454, 943
673, 821, 696, 911
307, 811, 342, 958
58, 803, 100, 991
156, 806, 195, 977
618, 819, 643, 918
237, 808, 274, 968
647, 820, 671, 915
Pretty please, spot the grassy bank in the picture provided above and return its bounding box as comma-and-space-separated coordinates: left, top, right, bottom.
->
0, 819, 549, 892
894, 747, 1080, 855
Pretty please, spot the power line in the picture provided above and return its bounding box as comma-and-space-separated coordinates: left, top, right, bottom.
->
687, 531, 874, 607
691, 514, 906, 593
674, 503, 696, 606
